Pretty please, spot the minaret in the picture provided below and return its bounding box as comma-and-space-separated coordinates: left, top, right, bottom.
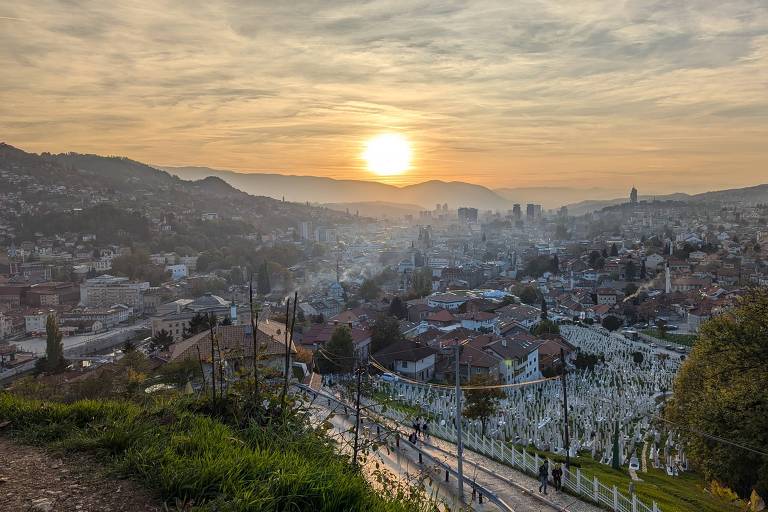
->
230, 297, 238, 324
665, 263, 672, 294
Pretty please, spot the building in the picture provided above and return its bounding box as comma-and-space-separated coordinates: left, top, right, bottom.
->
299, 221, 312, 240
61, 305, 132, 329
512, 204, 522, 220
165, 264, 188, 281
24, 310, 55, 335
457, 207, 478, 223
426, 293, 468, 310
151, 293, 243, 341
526, 204, 542, 221
630, 186, 638, 205
373, 339, 437, 382
79, 275, 149, 312
595, 288, 620, 306
27, 282, 80, 306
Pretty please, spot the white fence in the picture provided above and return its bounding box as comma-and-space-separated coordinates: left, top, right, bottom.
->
374, 405, 660, 512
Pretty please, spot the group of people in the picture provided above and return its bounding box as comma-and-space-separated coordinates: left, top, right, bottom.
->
408, 417, 430, 444
537, 460, 565, 495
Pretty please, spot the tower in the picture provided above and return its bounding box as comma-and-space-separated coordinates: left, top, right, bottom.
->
665, 263, 672, 294
630, 186, 638, 205
230, 297, 238, 324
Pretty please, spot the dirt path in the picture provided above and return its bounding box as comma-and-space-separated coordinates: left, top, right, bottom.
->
0, 436, 162, 512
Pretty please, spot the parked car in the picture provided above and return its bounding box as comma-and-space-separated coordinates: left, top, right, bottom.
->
666, 344, 674, 350
649, 343, 657, 348
381, 372, 399, 383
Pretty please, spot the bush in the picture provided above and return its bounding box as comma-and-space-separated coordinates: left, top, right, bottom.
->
0, 394, 427, 511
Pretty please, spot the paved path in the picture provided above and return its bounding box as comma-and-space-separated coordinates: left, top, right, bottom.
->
313, 385, 604, 512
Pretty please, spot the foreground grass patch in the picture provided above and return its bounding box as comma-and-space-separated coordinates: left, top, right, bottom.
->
0, 393, 421, 512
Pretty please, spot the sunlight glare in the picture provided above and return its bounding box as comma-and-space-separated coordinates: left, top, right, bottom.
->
362, 133, 411, 176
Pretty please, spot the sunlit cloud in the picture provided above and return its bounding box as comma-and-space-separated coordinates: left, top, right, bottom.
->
0, 0, 766, 193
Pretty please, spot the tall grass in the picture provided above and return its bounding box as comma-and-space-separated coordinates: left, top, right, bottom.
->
0, 393, 425, 511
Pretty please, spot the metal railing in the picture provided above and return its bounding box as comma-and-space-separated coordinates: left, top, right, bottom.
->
376, 405, 660, 512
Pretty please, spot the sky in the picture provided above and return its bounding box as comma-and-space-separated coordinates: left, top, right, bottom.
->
1, 0, 767, 193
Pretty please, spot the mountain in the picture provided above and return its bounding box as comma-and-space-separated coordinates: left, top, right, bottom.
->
0, 143, 357, 243
690, 183, 768, 203
494, 187, 625, 210
162, 166, 512, 210
563, 193, 693, 216
322, 201, 423, 219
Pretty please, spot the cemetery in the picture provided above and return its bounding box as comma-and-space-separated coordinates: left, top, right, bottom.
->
369, 325, 740, 512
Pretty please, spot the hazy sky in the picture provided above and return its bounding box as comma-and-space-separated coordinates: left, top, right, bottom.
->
1, 1, 767, 193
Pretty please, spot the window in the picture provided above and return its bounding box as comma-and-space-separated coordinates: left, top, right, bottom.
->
401, 361, 408, 368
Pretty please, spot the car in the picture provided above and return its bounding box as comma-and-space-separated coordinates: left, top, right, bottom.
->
666, 344, 674, 350
666, 324, 679, 331
381, 372, 399, 383
676, 346, 687, 352
649, 343, 657, 348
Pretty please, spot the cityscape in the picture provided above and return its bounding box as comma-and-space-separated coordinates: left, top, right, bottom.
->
1, 1, 767, 512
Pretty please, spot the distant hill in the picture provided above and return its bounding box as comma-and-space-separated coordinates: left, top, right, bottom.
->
162, 166, 513, 210
0, 143, 357, 238
494, 186, 625, 210
322, 201, 423, 219
689, 183, 768, 204
564, 193, 691, 216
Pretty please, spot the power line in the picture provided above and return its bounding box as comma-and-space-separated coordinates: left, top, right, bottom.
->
652, 415, 768, 458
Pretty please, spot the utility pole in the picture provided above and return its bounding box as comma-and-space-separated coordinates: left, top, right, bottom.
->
454, 341, 465, 501
280, 298, 291, 410
560, 347, 571, 468
249, 275, 260, 403
352, 363, 363, 466
208, 313, 217, 408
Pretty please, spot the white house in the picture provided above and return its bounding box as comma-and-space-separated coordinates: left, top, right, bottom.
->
165, 264, 189, 280
427, 293, 468, 310
373, 340, 438, 382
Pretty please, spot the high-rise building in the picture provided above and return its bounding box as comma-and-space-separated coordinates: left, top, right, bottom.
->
299, 221, 312, 240
630, 186, 638, 204
79, 275, 150, 312
526, 203, 542, 221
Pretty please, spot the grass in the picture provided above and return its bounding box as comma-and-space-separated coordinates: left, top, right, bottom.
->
641, 329, 699, 347
371, 390, 425, 418
0, 393, 425, 512
513, 445, 740, 512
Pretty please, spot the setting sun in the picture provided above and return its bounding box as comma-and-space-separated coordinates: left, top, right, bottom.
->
362, 133, 411, 176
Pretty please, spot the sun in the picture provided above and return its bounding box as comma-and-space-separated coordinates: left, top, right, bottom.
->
362, 133, 411, 176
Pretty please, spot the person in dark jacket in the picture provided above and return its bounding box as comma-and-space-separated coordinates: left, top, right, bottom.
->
552, 464, 563, 491
538, 461, 549, 494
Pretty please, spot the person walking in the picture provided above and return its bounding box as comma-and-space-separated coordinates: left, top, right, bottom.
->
552, 464, 563, 491
422, 420, 429, 439
538, 461, 549, 494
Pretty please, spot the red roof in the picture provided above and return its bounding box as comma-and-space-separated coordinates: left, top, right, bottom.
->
426, 310, 457, 323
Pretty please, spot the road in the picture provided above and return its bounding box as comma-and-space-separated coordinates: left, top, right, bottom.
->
301, 387, 508, 511
13, 320, 149, 356
304, 385, 604, 512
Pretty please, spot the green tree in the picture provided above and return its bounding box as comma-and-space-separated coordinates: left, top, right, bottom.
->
44, 314, 66, 373
411, 267, 433, 298
370, 315, 403, 354
463, 375, 505, 434
316, 326, 355, 374
602, 315, 623, 331
611, 420, 621, 470
610, 243, 619, 256
150, 329, 174, 352
257, 261, 271, 295
531, 319, 560, 336
359, 278, 381, 302
625, 259, 636, 281
516, 285, 540, 305
540, 298, 548, 320
388, 296, 407, 319
666, 288, 768, 499
640, 259, 647, 279
551, 254, 560, 275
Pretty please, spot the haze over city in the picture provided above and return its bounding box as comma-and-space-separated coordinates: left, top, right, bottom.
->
1, 2, 767, 512
2, 1, 767, 193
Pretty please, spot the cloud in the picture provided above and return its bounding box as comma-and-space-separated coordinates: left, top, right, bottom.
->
0, 0, 766, 192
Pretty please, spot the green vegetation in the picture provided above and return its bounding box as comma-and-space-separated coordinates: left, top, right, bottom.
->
509, 445, 740, 512
462, 376, 505, 434
0, 394, 423, 512
531, 319, 560, 336
641, 329, 698, 346
316, 326, 354, 374
666, 288, 768, 500
371, 315, 404, 354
